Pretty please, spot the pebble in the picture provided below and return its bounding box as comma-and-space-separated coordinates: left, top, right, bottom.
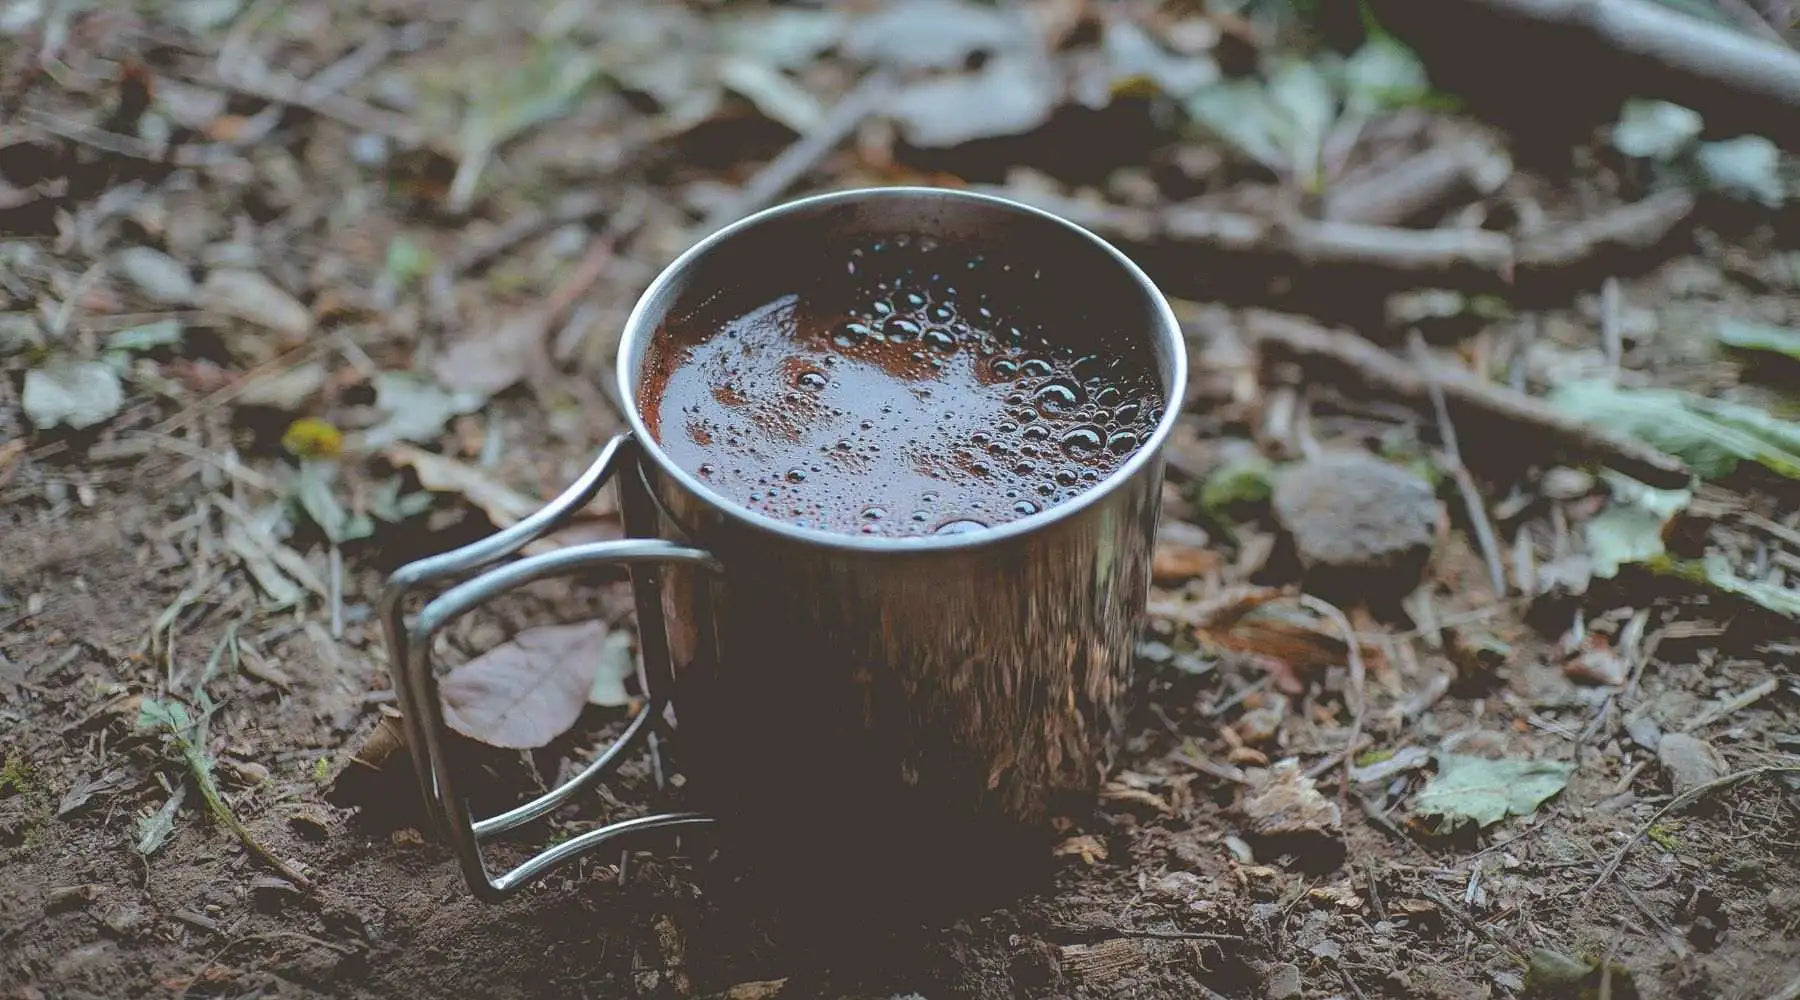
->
1265, 962, 1302, 1000
1657, 732, 1725, 795
113, 247, 196, 304
1152, 871, 1206, 902
1272, 452, 1439, 589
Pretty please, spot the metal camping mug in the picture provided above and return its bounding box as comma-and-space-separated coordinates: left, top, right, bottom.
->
381, 187, 1187, 901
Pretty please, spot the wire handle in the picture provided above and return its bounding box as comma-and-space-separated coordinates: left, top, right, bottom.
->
380, 434, 719, 899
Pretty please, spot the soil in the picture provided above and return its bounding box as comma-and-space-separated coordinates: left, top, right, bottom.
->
3, 3, 1799, 999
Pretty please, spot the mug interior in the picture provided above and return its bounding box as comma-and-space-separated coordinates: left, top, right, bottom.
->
617, 187, 1186, 551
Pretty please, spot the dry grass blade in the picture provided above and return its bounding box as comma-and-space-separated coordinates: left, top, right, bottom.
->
1584, 764, 1800, 900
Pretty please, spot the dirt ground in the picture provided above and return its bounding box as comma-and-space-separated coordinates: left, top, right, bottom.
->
3, 2, 1799, 999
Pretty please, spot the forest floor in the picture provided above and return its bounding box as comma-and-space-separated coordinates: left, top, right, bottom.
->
2, 2, 1798, 998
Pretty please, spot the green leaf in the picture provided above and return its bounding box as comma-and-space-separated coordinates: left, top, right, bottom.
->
1588, 473, 1691, 579
1198, 453, 1276, 517
384, 237, 435, 287
136, 697, 189, 734
1698, 552, 1800, 619
1413, 753, 1573, 831
1695, 136, 1785, 207
366, 476, 434, 523
292, 461, 374, 544
1611, 100, 1702, 161
1550, 379, 1800, 480
1339, 34, 1430, 116
105, 319, 184, 354
1718, 318, 1800, 362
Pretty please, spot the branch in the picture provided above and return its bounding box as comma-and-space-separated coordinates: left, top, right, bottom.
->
1249, 311, 1692, 489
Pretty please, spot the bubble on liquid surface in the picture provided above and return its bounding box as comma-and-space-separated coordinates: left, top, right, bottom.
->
640, 235, 1164, 537
935, 519, 987, 535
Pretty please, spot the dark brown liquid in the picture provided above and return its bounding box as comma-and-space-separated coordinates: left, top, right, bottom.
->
640, 237, 1163, 537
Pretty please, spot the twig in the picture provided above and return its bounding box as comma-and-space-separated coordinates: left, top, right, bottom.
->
1001, 187, 1515, 285
1516, 190, 1695, 272
450, 191, 611, 275
1250, 310, 1691, 488
1323, 138, 1510, 226
1585, 765, 1800, 900
701, 68, 896, 232
178, 65, 431, 152
1296, 593, 1365, 809
18, 108, 221, 168
150, 337, 337, 434
1410, 332, 1508, 595
1415, 885, 1506, 947
1678, 677, 1779, 733
1600, 277, 1624, 375
1376, 0, 1800, 145
165, 722, 315, 893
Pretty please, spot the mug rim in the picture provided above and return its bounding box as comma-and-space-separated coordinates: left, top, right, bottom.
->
615, 185, 1188, 554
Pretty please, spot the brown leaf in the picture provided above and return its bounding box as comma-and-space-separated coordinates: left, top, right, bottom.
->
1240, 759, 1341, 839
386, 444, 542, 527
1054, 833, 1109, 864
431, 309, 551, 399
440, 621, 607, 749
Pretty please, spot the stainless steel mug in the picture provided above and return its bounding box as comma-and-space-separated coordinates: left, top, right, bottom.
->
381, 187, 1187, 901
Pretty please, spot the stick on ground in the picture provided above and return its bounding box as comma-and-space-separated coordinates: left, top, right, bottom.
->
1585, 765, 1800, 900
1250, 311, 1692, 488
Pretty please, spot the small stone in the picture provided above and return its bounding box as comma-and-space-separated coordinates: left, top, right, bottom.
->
1152, 871, 1206, 902
112, 247, 196, 304
22, 361, 124, 430
101, 903, 145, 936
1540, 466, 1595, 500
1657, 732, 1725, 796
1265, 962, 1302, 1000
1272, 452, 1439, 595
1224, 835, 1256, 865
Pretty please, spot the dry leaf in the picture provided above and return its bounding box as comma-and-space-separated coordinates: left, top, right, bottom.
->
440, 621, 608, 749
199, 269, 312, 337
1240, 759, 1341, 839
1054, 833, 1109, 864
431, 310, 551, 399
386, 444, 541, 527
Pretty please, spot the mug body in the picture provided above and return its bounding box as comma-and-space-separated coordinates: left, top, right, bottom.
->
614, 189, 1186, 879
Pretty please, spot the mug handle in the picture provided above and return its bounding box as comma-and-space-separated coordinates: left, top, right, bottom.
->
379, 433, 719, 901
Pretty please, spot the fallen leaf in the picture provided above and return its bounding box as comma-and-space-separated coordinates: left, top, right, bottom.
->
1552, 379, 1800, 480
1197, 452, 1275, 517
290, 461, 373, 545
885, 54, 1060, 148
282, 417, 343, 459
720, 8, 847, 69
844, 0, 1027, 70
360, 373, 484, 448
385, 444, 541, 527
1696, 136, 1784, 207
23, 360, 125, 430
1095, 20, 1218, 101
238, 362, 329, 410
1413, 753, 1572, 832
1349, 745, 1430, 785
135, 783, 185, 856
1696, 551, 1800, 619
1563, 634, 1628, 686
1054, 833, 1109, 864
198, 269, 312, 337
451, 43, 602, 211
440, 621, 609, 749
1337, 34, 1431, 117
1189, 58, 1334, 187
105, 318, 184, 353
1718, 318, 1800, 363
431, 311, 550, 400
112, 247, 196, 304
718, 56, 825, 133
722, 979, 790, 1000
1611, 99, 1702, 161
1240, 759, 1341, 839
58, 770, 125, 817
588, 629, 635, 708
